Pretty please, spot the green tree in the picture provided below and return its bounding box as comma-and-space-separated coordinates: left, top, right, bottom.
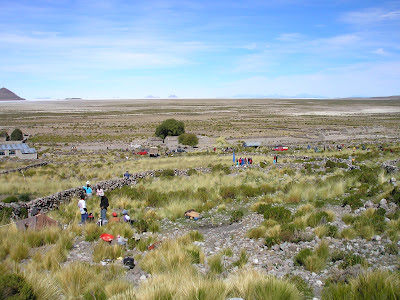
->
10, 128, 23, 141
0, 130, 9, 141
155, 119, 185, 139
178, 133, 199, 146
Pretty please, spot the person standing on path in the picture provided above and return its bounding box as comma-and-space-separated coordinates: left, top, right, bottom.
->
78, 194, 88, 224
100, 195, 109, 224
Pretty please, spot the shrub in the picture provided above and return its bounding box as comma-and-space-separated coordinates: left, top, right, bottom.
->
178, 133, 198, 146
220, 186, 239, 199
342, 214, 356, 225
0, 273, 36, 299
264, 236, 281, 248
155, 169, 175, 178
294, 248, 313, 266
211, 164, 230, 174
155, 119, 185, 139
307, 211, 334, 227
342, 194, 363, 210
230, 210, 244, 223
10, 128, 23, 141
261, 205, 292, 222
18, 193, 31, 202
339, 254, 367, 269
241, 185, 261, 198
187, 168, 198, 176
247, 227, 267, 239
2, 196, 19, 203
376, 207, 386, 216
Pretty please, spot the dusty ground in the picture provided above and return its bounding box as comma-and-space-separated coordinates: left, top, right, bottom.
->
1, 98, 400, 149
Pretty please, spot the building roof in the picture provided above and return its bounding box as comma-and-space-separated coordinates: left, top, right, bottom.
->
243, 141, 262, 147
0, 143, 37, 154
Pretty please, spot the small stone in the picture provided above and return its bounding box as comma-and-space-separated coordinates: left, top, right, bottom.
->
253, 258, 259, 264
373, 235, 381, 241
140, 275, 147, 281
315, 280, 323, 287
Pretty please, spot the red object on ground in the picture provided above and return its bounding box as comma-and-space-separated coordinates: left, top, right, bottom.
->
100, 233, 114, 242
136, 150, 148, 155
273, 146, 288, 151
148, 241, 161, 250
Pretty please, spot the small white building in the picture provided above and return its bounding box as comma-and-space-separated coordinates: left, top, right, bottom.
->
0, 142, 37, 159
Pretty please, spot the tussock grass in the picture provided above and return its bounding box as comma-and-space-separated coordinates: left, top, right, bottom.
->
55, 262, 104, 298
140, 237, 197, 274
227, 269, 302, 300
135, 268, 227, 300
9, 241, 29, 262
232, 249, 248, 268
208, 254, 224, 274
24, 271, 62, 300
322, 269, 400, 300
84, 223, 106, 242
340, 228, 357, 240
93, 242, 125, 262
247, 226, 267, 239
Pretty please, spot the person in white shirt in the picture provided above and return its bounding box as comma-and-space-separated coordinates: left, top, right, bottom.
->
77, 195, 88, 223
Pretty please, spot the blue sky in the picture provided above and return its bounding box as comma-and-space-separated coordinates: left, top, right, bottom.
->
0, 0, 400, 99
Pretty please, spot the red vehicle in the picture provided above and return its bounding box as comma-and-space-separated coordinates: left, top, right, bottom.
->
136, 149, 148, 155
273, 146, 289, 151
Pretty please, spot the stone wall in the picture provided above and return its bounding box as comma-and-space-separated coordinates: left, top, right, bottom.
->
0, 162, 49, 175
0, 167, 212, 219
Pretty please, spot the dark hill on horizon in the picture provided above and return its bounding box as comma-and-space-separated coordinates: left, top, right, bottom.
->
0, 88, 25, 100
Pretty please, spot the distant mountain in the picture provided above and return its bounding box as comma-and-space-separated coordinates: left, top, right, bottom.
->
0, 88, 25, 100
168, 95, 179, 98
145, 95, 159, 99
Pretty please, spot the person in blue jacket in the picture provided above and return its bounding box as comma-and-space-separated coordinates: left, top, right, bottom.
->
82, 181, 92, 198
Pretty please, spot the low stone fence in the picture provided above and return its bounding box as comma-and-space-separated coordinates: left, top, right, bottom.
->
0, 162, 49, 175
382, 159, 400, 174
0, 167, 212, 219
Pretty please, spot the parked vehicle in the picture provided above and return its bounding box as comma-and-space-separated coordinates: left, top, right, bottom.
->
136, 149, 149, 155
149, 147, 159, 157
273, 145, 288, 151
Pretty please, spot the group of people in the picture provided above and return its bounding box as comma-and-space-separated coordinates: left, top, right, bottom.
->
236, 157, 253, 166
77, 181, 133, 226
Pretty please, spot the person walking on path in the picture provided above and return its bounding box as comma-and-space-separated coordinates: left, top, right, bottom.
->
78, 195, 88, 224
100, 195, 109, 224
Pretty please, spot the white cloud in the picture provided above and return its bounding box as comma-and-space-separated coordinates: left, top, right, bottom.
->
341, 8, 400, 25
371, 48, 387, 55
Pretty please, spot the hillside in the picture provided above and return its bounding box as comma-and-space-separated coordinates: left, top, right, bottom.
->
0, 87, 25, 100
